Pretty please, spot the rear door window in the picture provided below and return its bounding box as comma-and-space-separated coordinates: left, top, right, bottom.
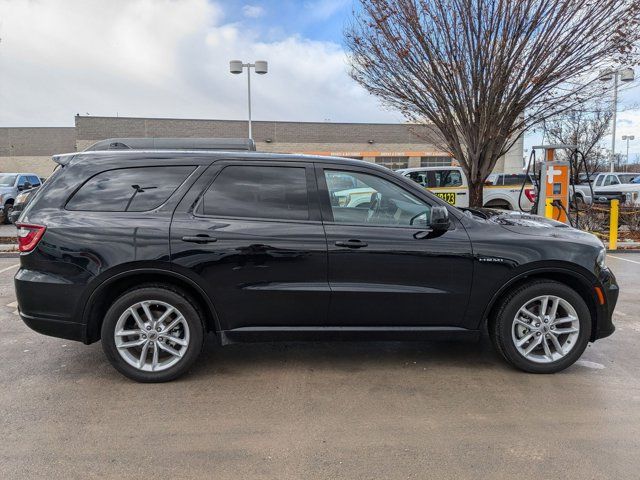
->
66, 166, 195, 212
502, 174, 529, 186
197, 165, 309, 221
427, 169, 463, 188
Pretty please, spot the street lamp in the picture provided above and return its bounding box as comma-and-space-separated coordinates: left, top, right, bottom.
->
600, 67, 635, 172
622, 135, 635, 170
229, 60, 268, 140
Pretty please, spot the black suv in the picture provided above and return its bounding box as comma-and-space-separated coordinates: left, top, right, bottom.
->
15, 150, 618, 382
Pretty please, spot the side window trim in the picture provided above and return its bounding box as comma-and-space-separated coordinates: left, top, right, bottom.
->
192, 161, 322, 223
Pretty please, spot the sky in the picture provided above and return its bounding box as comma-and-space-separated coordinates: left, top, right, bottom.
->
1, 0, 639, 158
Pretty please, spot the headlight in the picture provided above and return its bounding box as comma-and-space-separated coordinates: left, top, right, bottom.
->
596, 247, 606, 269
15, 192, 28, 203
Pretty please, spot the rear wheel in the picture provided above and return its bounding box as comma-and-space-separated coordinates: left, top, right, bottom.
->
101, 285, 205, 382
490, 280, 591, 373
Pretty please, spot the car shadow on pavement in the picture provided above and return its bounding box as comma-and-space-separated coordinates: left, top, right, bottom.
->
185, 333, 506, 380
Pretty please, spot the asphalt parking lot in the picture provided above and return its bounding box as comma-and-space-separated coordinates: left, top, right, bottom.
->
0, 254, 639, 479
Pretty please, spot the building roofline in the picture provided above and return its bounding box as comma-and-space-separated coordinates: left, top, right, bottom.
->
74, 115, 433, 128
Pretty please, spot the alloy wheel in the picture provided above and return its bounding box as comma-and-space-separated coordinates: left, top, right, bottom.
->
114, 300, 190, 372
511, 295, 580, 364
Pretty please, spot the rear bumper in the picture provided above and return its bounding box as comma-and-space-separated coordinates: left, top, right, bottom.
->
19, 311, 84, 342
15, 267, 87, 343
594, 267, 619, 340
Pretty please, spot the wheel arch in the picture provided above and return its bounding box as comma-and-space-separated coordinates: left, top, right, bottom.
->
482, 195, 514, 210
82, 268, 220, 344
484, 267, 600, 341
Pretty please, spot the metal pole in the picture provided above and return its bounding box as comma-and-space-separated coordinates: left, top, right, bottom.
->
626, 138, 630, 170
610, 72, 619, 172
247, 64, 252, 140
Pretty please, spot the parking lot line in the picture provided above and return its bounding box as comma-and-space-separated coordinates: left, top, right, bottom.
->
0, 264, 19, 274
608, 254, 640, 265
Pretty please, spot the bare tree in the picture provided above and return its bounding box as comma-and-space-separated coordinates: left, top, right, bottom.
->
542, 98, 612, 179
346, 0, 640, 206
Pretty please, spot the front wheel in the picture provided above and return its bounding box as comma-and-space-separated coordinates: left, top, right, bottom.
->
3, 202, 14, 224
101, 285, 205, 382
490, 280, 591, 373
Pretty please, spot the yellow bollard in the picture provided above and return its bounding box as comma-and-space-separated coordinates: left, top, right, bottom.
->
609, 199, 619, 251
545, 198, 554, 219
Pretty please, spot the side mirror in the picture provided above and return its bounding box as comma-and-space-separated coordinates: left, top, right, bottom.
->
430, 206, 450, 231
23, 181, 32, 190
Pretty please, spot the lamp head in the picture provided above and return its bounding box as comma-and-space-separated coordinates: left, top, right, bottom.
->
599, 69, 614, 82
229, 60, 243, 74
254, 60, 268, 74
620, 68, 635, 82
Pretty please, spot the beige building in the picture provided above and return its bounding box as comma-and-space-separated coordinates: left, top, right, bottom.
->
0, 115, 524, 176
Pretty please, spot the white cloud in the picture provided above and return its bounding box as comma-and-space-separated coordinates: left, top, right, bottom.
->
0, 0, 399, 127
242, 4, 265, 18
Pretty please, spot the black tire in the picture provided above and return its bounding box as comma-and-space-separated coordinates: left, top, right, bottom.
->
3, 202, 13, 224
490, 280, 591, 374
101, 285, 205, 382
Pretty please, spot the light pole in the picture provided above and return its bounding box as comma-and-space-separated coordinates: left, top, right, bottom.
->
229, 60, 268, 140
622, 135, 635, 170
600, 67, 635, 172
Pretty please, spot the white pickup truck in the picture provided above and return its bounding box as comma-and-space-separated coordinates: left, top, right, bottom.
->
396, 166, 536, 212
573, 172, 640, 206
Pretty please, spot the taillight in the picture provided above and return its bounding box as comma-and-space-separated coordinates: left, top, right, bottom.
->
15, 223, 46, 253
524, 188, 536, 202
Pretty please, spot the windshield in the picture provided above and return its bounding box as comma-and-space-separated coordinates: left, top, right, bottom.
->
632, 176, 640, 184
0, 174, 16, 187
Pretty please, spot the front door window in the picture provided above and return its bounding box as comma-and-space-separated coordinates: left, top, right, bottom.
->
324, 170, 431, 227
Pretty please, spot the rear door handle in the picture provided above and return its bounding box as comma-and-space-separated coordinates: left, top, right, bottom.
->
335, 239, 368, 248
181, 234, 217, 244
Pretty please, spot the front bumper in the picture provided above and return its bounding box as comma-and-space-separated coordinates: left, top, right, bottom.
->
594, 267, 619, 340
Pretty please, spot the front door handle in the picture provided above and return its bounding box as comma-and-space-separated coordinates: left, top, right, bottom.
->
335, 239, 368, 248
181, 234, 218, 244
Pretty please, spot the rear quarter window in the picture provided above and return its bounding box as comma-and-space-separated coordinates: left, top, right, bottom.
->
66, 166, 195, 212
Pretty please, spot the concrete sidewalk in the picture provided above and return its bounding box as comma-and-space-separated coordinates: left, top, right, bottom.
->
0, 223, 16, 238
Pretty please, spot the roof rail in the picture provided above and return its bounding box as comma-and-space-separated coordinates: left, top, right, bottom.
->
84, 137, 256, 152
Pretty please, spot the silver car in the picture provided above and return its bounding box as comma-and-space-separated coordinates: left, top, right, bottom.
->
0, 173, 42, 224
